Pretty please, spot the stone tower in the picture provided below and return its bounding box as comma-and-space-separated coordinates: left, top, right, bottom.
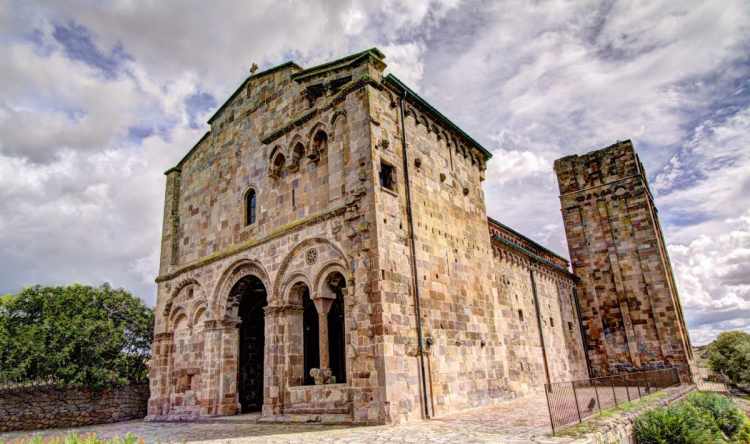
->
554, 140, 693, 379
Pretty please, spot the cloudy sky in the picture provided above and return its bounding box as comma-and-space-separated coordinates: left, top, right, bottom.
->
1, 0, 749, 345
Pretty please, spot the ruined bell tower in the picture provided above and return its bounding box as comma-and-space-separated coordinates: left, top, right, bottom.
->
554, 140, 693, 379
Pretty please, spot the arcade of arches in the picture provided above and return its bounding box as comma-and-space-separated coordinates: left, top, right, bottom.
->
148, 255, 350, 421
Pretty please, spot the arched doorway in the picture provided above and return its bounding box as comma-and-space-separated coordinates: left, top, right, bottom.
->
326, 272, 347, 384
231, 275, 267, 413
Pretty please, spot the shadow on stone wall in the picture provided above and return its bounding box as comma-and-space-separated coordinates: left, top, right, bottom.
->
0, 383, 149, 432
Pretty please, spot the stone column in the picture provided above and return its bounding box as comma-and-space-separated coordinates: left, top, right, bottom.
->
312, 292, 336, 374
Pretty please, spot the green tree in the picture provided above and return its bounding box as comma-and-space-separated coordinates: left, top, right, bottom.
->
0, 284, 153, 387
709, 331, 750, 388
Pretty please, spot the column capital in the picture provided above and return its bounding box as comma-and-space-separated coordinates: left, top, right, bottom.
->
204, 318, 241, 330
264, 304, 304, 315
154, 332, 174, 341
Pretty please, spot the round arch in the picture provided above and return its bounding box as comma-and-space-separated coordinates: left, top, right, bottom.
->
271, 237, 349, 303
212, 258, 272, 320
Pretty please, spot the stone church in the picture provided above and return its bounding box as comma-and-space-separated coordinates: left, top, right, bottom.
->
148, 48, 692, 424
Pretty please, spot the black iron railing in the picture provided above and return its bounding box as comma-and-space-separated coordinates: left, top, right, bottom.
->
544, 367, 681, 433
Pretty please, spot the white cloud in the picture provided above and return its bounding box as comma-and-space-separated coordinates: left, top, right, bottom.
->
1, 0, 749, 347
382, 41, 426, 88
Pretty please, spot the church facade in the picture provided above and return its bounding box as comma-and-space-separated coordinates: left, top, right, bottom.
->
148, 48, 691, 424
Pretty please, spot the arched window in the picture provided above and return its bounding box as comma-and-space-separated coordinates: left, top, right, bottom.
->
245, 189, 257, 225
290, 142, 305, 171
269, 147, 285, 178
309, 130, 327, 161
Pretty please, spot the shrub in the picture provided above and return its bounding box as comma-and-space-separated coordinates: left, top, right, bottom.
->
635, 401, 722, 444
686, 392, 750, 441
0, 284, 153, 388
709, 331, 750, 389
635, 392, 750, 444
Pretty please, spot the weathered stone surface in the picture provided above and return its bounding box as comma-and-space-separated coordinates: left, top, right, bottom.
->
0, 384, 148, 432
554, 141, 693, 380
149, 49, 686, 427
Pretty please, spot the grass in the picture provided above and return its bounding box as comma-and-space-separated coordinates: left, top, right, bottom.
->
556, 390, 670, 437
0, 434, 143, 444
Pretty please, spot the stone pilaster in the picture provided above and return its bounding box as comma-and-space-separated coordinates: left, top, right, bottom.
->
263, 304, 303, 416
201, 319, 241, 416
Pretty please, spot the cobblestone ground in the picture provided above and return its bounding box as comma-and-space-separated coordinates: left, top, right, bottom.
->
0, 393, 572, 444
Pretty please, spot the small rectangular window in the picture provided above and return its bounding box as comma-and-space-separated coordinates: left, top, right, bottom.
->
518, 309, 524, 322
380, 161, 396, 191
568, 321, 573, 332
550, 317, 554, 327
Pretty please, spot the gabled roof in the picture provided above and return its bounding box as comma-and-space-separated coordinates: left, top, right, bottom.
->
170, 47, 494, 173
384, 74, 492, 160
207, 61, 302, 124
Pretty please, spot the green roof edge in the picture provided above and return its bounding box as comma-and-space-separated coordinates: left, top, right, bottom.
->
384, 73, 492, 160
207, 61, 302, 124
487, 216, 569, 265
291, 48, 385, 82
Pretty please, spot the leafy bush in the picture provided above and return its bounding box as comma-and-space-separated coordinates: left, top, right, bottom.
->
0, 284, 153, 388
687, 392, 750, 441
635, 392, 750, 444
709, 331, 750, 388
635, 401, 722, 444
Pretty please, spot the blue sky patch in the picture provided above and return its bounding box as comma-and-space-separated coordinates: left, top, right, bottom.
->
52, 21, 130, 78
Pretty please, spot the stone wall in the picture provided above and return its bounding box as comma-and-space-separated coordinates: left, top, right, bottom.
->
150, 51, 388, 423
367, 76, 588, 423
150, 47, 592, 426
554, 141, 693, 378
0, 384, 148, 432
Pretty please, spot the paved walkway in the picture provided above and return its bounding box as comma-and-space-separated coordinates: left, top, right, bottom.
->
0, 393, 569, 444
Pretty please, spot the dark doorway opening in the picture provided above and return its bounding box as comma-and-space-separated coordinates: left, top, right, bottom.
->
301, 283, 319, 385
327, 272, 347, 383
233, 275, 267, 413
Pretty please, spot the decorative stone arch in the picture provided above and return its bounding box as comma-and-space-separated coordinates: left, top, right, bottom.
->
213, 258, 272, 320
308, 121, 329, 139
330, 110, 347, 127
308, 122, 329, 162
313, 261, 351, 301
189, 303, 208, 329
169, 307, 189, 330
268, 146, 286, 178
272, 237, 349, 303
288, 134, 306, 172
329, 110, 347, 141
280, 273, 314, 306
163, 278, 207, 328
405, 105, 416, 121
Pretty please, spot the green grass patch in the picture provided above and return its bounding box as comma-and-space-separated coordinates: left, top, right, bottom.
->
557, 390, 669, 437
1, 433, 142, 444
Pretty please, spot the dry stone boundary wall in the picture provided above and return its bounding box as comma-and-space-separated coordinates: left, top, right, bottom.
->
0, 383, 148, 432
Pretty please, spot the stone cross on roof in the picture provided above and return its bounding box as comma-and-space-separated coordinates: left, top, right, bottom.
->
250, 63, 259, 74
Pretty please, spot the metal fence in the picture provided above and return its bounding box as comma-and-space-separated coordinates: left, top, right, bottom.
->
544, 367, 681, 433
695, 367, 729, 393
